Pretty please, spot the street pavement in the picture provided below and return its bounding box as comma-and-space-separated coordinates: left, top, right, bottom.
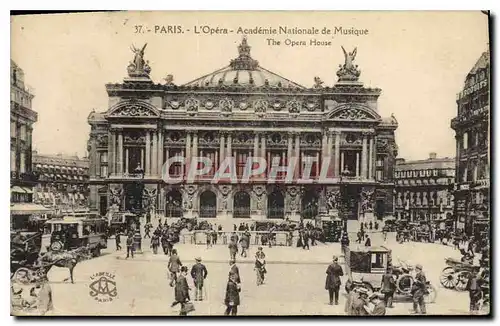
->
42, 232, 484, 316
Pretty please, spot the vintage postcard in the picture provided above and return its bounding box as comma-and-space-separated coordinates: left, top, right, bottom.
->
10, 11, 490, 316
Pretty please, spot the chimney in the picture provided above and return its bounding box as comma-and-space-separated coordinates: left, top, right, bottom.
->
395, 158, 405, 165
429, 152, 437, 160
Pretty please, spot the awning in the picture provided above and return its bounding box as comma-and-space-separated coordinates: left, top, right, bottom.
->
42, 164, 48, 168
73, 167, 78, 171
48, 165, 54, 169
22, 187, 33, 194
10, 203, 53, 215
78, 168, 84, 172
11, 186, 25, 194
79, 176, 84, 180
79, 193, 85, 200
56, 174, 62, 178
74, 176, 78, 180
36, 164, 42, 168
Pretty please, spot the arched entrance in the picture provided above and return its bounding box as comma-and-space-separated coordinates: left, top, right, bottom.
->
375, 199, 385, 220
233, 191, 251, 218
165, 189, 183, 218
267, 190, 285, 219
199, 190, 217, 218
301, 189, 318, 219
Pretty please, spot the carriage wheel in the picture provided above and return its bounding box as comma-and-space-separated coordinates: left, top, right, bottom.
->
439, 268, 457, 289
397, 274, 413, 295
424, 284, 437, 304
454, 271, 471, 291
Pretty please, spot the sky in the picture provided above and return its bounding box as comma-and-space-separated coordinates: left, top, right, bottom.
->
10, 11, 489, 161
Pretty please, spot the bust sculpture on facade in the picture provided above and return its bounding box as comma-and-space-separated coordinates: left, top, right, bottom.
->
336, 46, 361, 82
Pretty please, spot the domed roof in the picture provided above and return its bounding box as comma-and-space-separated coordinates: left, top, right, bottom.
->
183, 37, 305, 89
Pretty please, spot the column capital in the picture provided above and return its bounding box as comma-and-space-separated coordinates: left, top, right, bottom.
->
331, 130, 342, 136
362, 130, 375, 136
109, 127, 123, 132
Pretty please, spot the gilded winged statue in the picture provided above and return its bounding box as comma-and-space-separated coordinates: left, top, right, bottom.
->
341, 46, 357, 71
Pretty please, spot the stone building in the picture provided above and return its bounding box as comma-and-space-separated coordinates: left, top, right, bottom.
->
32, 152, 90, 213
394, 153, 455, 224
10, 61, 50, 231
451, 49, 490, 236
87, 37, 398, 225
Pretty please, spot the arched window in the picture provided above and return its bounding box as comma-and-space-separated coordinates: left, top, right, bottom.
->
267, 190, 285, 219
165, 189, 183, 218
199, 190, 217, 218
233, 191, 251, 218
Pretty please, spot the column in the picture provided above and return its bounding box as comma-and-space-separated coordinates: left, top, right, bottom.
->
117, 130, 123, 175
141, 148, 144, 169
125, 148, 129, 174
340, 151, 345, 173
152, 131, 158, 175
220, 133, 226, 163
185, 132, 192, 176
180, 149, 185, 177
356, 152, 360, 177
192, 132, 198, 159
294, 133, 300, 178
109, 130, 116, 176
321, 131, 328, 158
145, 130, 151, 175
287, 133, 293, 162
226, 133, 232, 160
368, 136, 374, 179
334, 131, 341, 176
253, 133, 259, 158
361, 134, 368, 179
315, 152, 320, 177
158, 131, 164, 174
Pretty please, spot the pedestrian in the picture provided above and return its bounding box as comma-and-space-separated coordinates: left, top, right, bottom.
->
144, 223, 151, 239
161, 232, 169, 255
190, 257, 208, 301
325, 255, 344, 305
228, 238, 238, 261
380, 267, 396, 308
224, 274, 241, 316
364, 235, 371, 247
228, 259, 241, 284
356, 231, 362, 244
239, 231, 250, 257
115, 231, 122, 251
168, 249, 182, 287
369, 221, 373, 230
410, 264, 427, 314
352, 287, 369, 316
382, 228, 388, 242
255, 247, 266, 286
171, 266, 191, 316
151, 233, 160, 255
206, 230, 212, 249
466, 269, 483, 314
126, 232, 134, 259
302, 230, 310, 250
374, 221, 379, 231
212, 229, 218, 245
365, 293, 386, 315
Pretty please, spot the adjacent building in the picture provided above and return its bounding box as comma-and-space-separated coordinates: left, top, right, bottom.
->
394, 153, 455, 225
10, 61, 51, 231
87, 37, 398, 225
32, 152, 90, 214
451, 49, 490, 236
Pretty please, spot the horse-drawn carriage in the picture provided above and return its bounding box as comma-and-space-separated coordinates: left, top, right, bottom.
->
344, 246, 437, 303
11, 232, 43, 283
439, 257, 480, 291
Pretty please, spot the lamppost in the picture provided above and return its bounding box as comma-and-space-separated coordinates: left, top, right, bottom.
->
132, 165, 144, 253
339, 174, 350, 249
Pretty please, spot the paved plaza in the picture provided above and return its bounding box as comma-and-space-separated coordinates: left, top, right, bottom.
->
42, 233, 481, 316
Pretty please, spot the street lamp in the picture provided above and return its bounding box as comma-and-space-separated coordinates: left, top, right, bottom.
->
132, 165, 144, 253
339, 174, 350, 249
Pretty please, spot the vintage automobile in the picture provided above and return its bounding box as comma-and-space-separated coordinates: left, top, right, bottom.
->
344, 246, 437, 303
42, 215, 108, 256
109, 212, 139, 235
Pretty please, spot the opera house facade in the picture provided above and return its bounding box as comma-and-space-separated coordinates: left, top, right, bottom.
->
87, 37, 398, 225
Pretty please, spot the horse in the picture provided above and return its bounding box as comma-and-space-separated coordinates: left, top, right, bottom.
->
38, 246, 92, 284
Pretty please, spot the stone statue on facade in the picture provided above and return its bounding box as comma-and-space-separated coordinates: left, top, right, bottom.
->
128, 43, 151, 77
109, 187, 123, 207
313, 76, 324, 88
326, 190, 340, 211
360, 189, 375, 213
336, 46, 361, 82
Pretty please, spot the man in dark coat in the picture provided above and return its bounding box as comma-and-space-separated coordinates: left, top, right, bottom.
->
380, 267, 396, 308
224, 274, 241, 316
466, 269, 483, 314
168, 249, 182, 287
190, 257, 208, 301
126, 232, 134, 259
172, 266, 190, 316
228, 259, 241, 284
115, 231, 121, 251
366, 293, 386, 315
410, 264, 427, 314
364, 235, 371, 247
325, 256, 344, 305
228, 239, 238, 261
